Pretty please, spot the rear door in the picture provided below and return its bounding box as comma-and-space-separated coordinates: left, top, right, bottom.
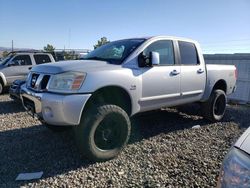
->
178, 41, 206, 102
140, 40, 181, 111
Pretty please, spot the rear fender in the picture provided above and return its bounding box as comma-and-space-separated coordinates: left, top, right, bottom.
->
201, 79, 227, 102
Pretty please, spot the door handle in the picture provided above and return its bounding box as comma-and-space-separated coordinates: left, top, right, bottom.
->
28, 67, 32, 70
171, 70, 180, 75
197, 68, 204, 74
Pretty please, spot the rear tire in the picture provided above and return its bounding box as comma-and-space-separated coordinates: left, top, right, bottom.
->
201, 89, 227, 122
74, 104, 131, 162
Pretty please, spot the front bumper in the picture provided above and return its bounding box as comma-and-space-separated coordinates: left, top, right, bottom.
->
20, 85, 91, 126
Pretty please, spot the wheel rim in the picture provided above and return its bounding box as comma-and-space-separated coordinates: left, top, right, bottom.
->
94, 115, 123, 151
214, 95, 226, 116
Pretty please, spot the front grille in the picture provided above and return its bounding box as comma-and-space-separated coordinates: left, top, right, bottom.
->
28, 73, 51, 91
31, 73, 39, 88
40, 75, 50, 90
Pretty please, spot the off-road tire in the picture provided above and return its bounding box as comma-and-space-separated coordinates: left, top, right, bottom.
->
201, 89, 227, 122
74, 104, 131, 162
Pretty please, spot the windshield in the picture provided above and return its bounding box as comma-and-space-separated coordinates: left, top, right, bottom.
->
0, 55, 13, 65
83, 39, 145, 64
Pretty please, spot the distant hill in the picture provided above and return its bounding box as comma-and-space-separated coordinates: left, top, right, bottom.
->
0, 47, 36, 52
0, 47, 36, 57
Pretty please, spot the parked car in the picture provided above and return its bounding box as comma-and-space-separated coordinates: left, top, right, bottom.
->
20, 36, 237, 161
217, 126, 250, 187
9, 79, 26, 101
0, 51, 55, 94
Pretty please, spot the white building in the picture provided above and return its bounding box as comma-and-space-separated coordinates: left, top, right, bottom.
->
204, 53, 250, 103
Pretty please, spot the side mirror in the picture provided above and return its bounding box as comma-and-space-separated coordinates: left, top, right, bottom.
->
138, 52, 149, 67
151, 51, 160, 66
138, 51, 160, 67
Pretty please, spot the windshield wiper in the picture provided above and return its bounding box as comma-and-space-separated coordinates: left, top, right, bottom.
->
83, 56, 106, 61
82, 56, 120, 65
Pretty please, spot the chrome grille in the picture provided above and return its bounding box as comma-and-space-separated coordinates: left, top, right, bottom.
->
28, 72, 51, 91
31, 73, 39, 88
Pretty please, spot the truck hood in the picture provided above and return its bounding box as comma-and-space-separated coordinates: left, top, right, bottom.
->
234, 126, 250, 155
31, 60, 121, 74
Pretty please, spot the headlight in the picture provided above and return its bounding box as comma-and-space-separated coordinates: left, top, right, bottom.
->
48, 71, 86, 92
218, 147, 250, 187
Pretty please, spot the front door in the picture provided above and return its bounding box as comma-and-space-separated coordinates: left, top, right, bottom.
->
139, 40, 181, 112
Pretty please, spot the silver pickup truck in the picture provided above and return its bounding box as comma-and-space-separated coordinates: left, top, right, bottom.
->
20, 36, 237, 161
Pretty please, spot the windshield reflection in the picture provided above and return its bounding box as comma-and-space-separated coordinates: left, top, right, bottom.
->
83, 39, 145, 64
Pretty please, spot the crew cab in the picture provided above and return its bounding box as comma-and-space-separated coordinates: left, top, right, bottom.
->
0, 51, 55, 93
20, 36, 237, 161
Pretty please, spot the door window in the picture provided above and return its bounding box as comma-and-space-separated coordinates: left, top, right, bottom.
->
34, 54, 52, 64
143, 40, 175, 65
178, 41, 199, 65
12, 55, 32, 65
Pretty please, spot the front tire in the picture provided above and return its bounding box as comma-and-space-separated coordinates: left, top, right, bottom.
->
74, 104, 131, 162
201, 89, 227, 122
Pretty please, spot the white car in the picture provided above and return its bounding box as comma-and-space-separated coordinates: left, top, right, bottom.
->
218, 126, 250, 187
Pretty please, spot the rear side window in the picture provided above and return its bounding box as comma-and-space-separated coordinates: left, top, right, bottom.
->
12, 55, 32, 65
34, 54, 51, 64
178, 41, 199, 65
143, 40, 175, 65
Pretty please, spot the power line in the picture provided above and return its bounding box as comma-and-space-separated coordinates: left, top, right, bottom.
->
201, 38, 250, 45
202, 41, 250, 46
203, 48, 250, 51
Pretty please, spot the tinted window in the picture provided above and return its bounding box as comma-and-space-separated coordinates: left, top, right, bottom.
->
34, 54, 51, 64
143, 40, 174, 65
12, 55, 32, 65
179, 41, 199, 65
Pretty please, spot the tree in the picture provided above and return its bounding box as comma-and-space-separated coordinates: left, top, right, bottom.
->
44, 44, 56, 60
63, 51, 79, 60
93, 37, 110, 49
43, 44, 55, 53
2, 51, 9, 58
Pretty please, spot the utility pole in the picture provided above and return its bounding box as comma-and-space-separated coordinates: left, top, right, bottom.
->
68, 29, 71, 49
11, 40, 13, 52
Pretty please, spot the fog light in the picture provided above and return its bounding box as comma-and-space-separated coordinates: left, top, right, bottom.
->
43, 107, 53, 118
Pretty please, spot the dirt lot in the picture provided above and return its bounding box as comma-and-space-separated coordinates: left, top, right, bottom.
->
0, 94, 249, 187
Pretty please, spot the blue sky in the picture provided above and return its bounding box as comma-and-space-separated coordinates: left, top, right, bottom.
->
0, 0, 249, 53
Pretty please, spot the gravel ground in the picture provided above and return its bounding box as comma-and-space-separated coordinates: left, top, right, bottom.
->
0, 94, 249, 187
